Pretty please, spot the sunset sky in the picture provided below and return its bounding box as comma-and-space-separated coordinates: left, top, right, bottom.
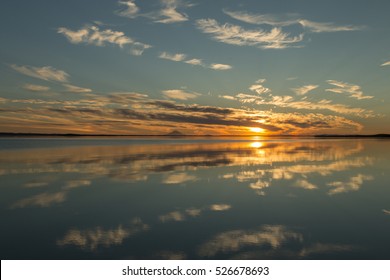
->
0, 0, 389, 135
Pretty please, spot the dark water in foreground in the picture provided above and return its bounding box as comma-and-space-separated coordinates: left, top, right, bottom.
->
0, 137, 389, 260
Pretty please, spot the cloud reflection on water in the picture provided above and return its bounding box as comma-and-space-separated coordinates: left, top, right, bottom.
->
0, 138, 382, 259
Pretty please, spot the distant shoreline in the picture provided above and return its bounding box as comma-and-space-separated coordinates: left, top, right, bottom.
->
0, 132, 389, 138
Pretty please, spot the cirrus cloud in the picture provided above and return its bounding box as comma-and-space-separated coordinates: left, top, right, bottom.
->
224, 9, 363, 33
196, 18, 304, 49
291, 84, 319, 95
162, 89, 201, 100
23, 84, 50, 92
326, 80, 373, 100
58, 24, 151, 55
11, 64, 69, 82
63, 84, 92, 93
159, 51, 232, 70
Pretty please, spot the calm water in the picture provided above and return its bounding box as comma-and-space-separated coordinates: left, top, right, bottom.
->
0, 137, 389, 260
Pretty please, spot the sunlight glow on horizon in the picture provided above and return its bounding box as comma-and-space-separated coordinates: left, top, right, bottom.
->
249, 127, 265, 134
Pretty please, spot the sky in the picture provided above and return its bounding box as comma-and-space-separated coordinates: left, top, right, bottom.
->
0, 0, 389, 135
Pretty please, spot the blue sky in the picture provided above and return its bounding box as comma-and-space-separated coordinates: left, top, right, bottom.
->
0, 0, 389, 135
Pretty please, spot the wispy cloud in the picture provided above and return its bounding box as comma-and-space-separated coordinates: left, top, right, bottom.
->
130, 42, 152, 56
326, 80, 373, 100
23, 84, 50, 92
198, 225, 303, 257
291, 84, 318, 95
159, 51, 187, 61
294, 179, 317, 190
299, 20, 362, 33
327, 174, 373, 195
196, 19, 303, 49
11, 65, 69, 82
162, 172, 197, 184
380, 61, 390, 67
249, 79, 271, 94
162, 89, 201, 100
210, 204, 231, 211
159, 211, 186, 222
116, 0, 192, 24
159, 51, 232, 70
12, 191, 67, 208
224, 9, 363, 33
154, 0, 191, 24
63, 84, 92, 93
58, 24, 151, 55
224, 9, 299, 26
209, 63, 232, 70
117, 0, 139, 18
57, 219, 148, 251
185, 58, 203, 65
234, 93, 372, 117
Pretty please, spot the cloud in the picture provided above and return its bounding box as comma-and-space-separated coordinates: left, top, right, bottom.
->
117, 0, 139, 18
63, 84, 92, 93
210, 204, 231, 211
196, 19, 304, 49
159, 203, 231, 224
23, 84, 50, 92
186, 208, 202, 217
162, 172, 196, 184
11, 65, 69, 82
64, 180, 91, 189
159, 211, 186, 222
0, 90, 367, 135
249, 79, 271, 94
327, 174, 373, 195
58, 25, 131, 47
234, 92, 373, 117
380, 61, 390, 67
24, 182, 49, 188
185, 58, 203, 66
249, 180, 270, 190
298, 20, 362, 33
326, 80, 373, 100
220, 95, 236, 100
291, 84, 318, 95
224, 9, 299, 26
209, 63, 232, 70
130, 42, 152, 56
57, 219, 149, 251
58, 24, 151, 55
198, 225, 303, 257
116, 0, 192, 24
162, 89, 201, 100
160, 52, 231, 70
154, 0, 190, 24
294, 179, 317, 190
224, 9, 363, 33
159, 51, 187, 61
12, 191, 67, 208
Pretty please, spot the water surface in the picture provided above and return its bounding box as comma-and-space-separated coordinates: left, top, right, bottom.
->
0, 137, 389, 259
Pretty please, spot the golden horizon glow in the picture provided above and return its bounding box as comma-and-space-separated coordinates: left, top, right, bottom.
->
249, 127, 265, 134
250, 142, 264, 148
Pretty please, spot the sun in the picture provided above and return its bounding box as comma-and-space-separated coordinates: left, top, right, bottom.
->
249, 127, 265, 134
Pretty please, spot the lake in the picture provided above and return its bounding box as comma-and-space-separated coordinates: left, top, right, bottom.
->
0, 137, 389, 259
